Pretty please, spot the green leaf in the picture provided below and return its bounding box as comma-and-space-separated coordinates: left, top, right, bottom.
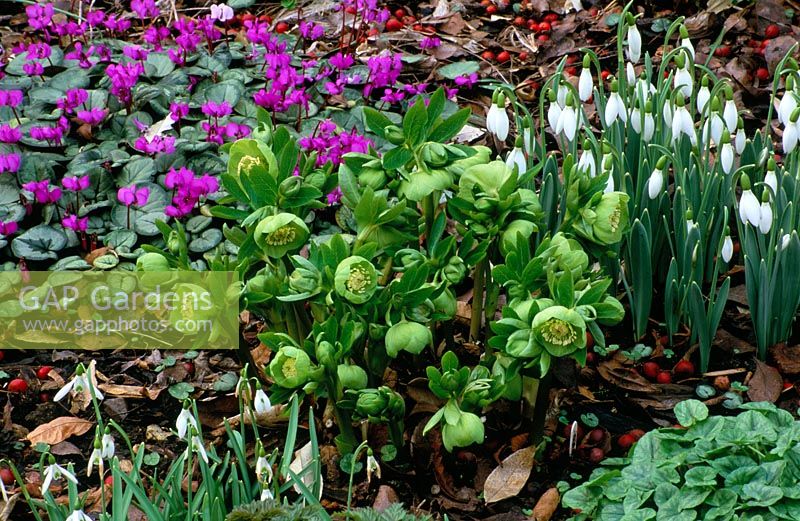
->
428, 107, 471, 143
168, 383, 195, 400
11, 225, 69, 261
362, 107, 393, 138
674, 400, 709, 427
402, 98, 428, 146
382, 147, 413, 171
438, 61, 480, 80
213, 372, 239, 392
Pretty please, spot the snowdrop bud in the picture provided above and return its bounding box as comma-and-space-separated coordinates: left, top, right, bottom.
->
720, 130, 734, 174
486, 91, 509, 142
764, 158, 778, 198
738, 174, 761, 227
781, 233, 791, 251
642, 100, 655, 142
547, 89, 562, 132
783, 108, 800, 154
679, 25, 694, 60
556, 92, 578, 140
672, 96, 695, 144
778, 75, 797, 125
721, 229, 733, 263
626, 62, 636, 85
734, 117, 746, 154
697, 76, 711, 115
505, 136, 527, 174
578, 55, 593, 102
578, 139, 596, 177
723, 86, 737, 133
759, 191, 773, 234
685, 209, 695, 234
522, 116, 534, 155
605, 79, 627, 126
647, 156, 667, 199
625, 14, 642, 63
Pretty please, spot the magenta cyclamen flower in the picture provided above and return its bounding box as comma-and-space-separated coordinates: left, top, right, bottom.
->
0, 220, 18, 236
0, 90, 23, 107
117, 185, 150, 207
106, 62, 144, 104
62, 214, 88, 232
299, 21, 325, 40
0, 153, 21, 174
23, 62, 44, 76
163, 167, 219, 218
326, 186, 343, 205
62, 175, 91, 191
104, 15, 132, 33
0, 125, 22, 143
25, 3, 54, 31
23, 180, 61, 204
123, 45, 150, 61
76, 108, 107, 126
329, 53, 354, 70
131, 0, 159, 18
86, 10, 105, 26
201, 100, 233, 118
170, 102, 190, 120
134, 135, 176, 155
420, 36, 441, 49
224, 122, 251, 139
454, 72, 479, 88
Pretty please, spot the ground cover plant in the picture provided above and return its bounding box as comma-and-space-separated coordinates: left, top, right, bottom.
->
1, 0, 800, 520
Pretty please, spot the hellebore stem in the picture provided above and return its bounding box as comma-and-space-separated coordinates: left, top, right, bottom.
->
470, 256, 488, 342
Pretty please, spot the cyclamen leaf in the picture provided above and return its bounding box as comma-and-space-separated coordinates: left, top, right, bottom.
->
674, 399, 709, 427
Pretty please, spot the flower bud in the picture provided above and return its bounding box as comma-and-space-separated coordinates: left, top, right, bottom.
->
385, 320, 432, 357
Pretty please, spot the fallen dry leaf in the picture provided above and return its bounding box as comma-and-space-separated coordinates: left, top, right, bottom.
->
27, 417, 93, 446
483, 445, 536, 503
597, 357, 660, 394
770, 343, 800, 375
747, 359, 783, 403
289, 441, 322, 499
530, 487, 560, 521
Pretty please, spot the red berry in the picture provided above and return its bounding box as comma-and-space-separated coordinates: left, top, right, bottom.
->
562, 422, 584, 439
528, 21, 539, 31
274, 21, 289, 34
403, 15, 417, 24
588, 447, 605, 463
600, 70, 611, 80
104, 475, 114, 487
39, 392, 50, 403
588, 428, 604, 443
385, 18, 403, 32
543, 13, 559, 22
183, 361, 195, 375
642, 361, 660, 380
497, 51, 511, 63
617, 434, 636, 449
481, 50, 496, 61
8, 378, 27, 393
674, 360, 695, 377
714, 45, 731, 58
629, 429, 646, 440
518, 51, 528, 61
0, 350, 4, 362
760, 40, 769, 49
756, 68, 770, 81
37, 366, 53, 380
514, 16, 526, 27
565, 66, 577, 76
765, 24, 780, 39
0, 468, 13, 486
538, 21, 551, 32
537, 34, 550, 42
784, 381, 795, 390
588, 7, 599, 17
566, 54, 579, 65
486, 5, 497, 14
585, 352, 597, 365
656, 371, 672, 384
345, 6, 357, 14
368, 27, 379, 37
394, 8, 406, 19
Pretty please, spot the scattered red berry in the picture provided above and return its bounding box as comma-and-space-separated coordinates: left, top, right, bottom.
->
656, 371, 672, 384
585, 352, 597, 365
588, 428, 604, 443
748, 39, 761, 48
714, 45, 731, 58
783, 381, 794, 390
588, 6, 599, 17
497, 50, 511, 63
37, 366, 53, 379
385, 18, 404, 32
642, 361, 660, 380
8, 378, 27, 393
538, 21, 551, 32
562, 422, 584, 439
367, 27, 379, 37
518, 51, 529, 61
486, 4, 498, 14
629, 429, 646, 440
514, 16, 526, 27
765, 24, 780, 39
543, 13, 559, 22
345, 6, 357, 14
756, 68, 770, 81
481, 50, 496, 61
565, 66, 577, 76
673, 360, 695, 377
760, 40, 769, 49
566, 54, 578, 65
528, 21, 539, 31
104, 475, 114, 487
537, 34, 550, 42
183, 361, 195, 375
588, 447, 605, 463
394, 8, 406, 19
617, 434, 636, 449
274, 21, 289, 34
600, 70, 611, 80
0, 468, 13, 486
39, 392, 50, 403
0, 350, 4, 362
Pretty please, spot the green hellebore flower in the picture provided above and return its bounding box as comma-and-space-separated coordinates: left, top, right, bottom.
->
421, 142, 449, 167
399, 169, 453, 201
432, 288, 457, 318
458, 160, 515, 201
334, 256, 378, 304
337, 364, 368, 390
500, 219, 537, 257
254, 213, 309, 258
168, 283, 217, 334
288, 266, 321, 295
441, 411, 484, 451
531, 306, 587, 357
505, 329, 542, 358
385, 320, 432, 357
353, 386, 404, 420
442, 255, 466, 284
594, 296, 625, 325
447, 145, 491, 177
590, 192, 630, 245
136, 252, 174, 290
269, 346, 313, 389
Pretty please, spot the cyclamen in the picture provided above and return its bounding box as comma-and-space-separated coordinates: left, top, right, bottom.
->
106, 62, 144, 104
25, 3, 54, 32
299, 21, 325, 40
298, 120, 373, 167
420, 36, 441, 49
201, 100, 233, 118
131, 0, 159, 19
170, 102, 190, 120
62, 175, 91, 191
0, 90, 23, 107
62, 215, 89, 232
0, 221, 18, 236
76, 108, 107, 126
56, 89, 89, 113
117, 185, 150, 207
104, 15, 132, 34
164, 167, 219, 217
0, 153, 21, 174
123, 45, 150, 61
0, 125, 22, 143
454, 73, 478, 88
23, 180, 62, 204
134, 135, 176, 155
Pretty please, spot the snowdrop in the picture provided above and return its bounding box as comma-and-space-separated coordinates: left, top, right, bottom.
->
764, 158, 778, 197
254, 383, 272, 415
781, 233, 792, 251
759, 193, 773, 235
65, 510, 92, 521
605, 79, 627, 126
721, 230, 733, 263
366, 449, 381, 484
719, 130, 734, 174
722, 87, 738, 133
778, 76, 798, 125
577, 140, 596, 177
176, 401, 199, 439
631, 100, 655, 142
696, 76, 711, 115
486, 91, 509, 142
87, 438, 103, 477
783, 108, 800, 155
602, 154, 614, 193
42, 459, 78, 494
625, 14, 642, 63
54, 364, 103, 402
189, 431, 209, 464
679, 25, 694, 60
671, 96, 696, 145
738, 174, 761, 227
555, 93, 578, 141
556, 83, 568, 108
702, 98, 725, 147
101, 427, 115, 459
673, 51, 694, 99
578, 55, 593, 102
522, 117, 534, 155
635, 72, 656, 99
547, 89, 562, 133
505, 136, 527, 174
734, 117, 746, 154
255, 443, 273, 484
626, 62, 636, 85
647, 156, 667, 199
685, 210, 696, 234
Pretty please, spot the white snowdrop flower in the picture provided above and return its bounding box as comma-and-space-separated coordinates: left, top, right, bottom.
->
260, 487, 274, 501
210, 3, 234, 22
704, 111, 725, 147
578, 145, 596, 177
87, 441, 103, 478
647, 157, 667, 199
673, 51, 694, 98
759, 199, 773, 235
781, 233, 791, 251
189, 433, 209, 464
738, 175, 760, 227
721, 233, 733, 263
486, 92, 509, 142
633, 102, 655, 141
522, 120, 534, 155
547, 89, 562, 133
672, 98, 695, 144
685, 210, 695, 234
783, 110, 800, 154
625, 15, 642, 63
42, 461, 78, 495
764, 159, 778, 197
778, 76, 797, 124
54, 364, 103, 403
723, 89, 738, 133
254, 384, 272, 416
578, 57, 593, 102
556, 96, 578, 141
101, 429, 115, 460
176, 402, 199, 439
366, 450, 381, 484
696, 77, 711, 115
662, 101, 673, 128
734, 128, 746, 154
255, 444, 273, 484
635, 75, 656, 99
556, 83, 568, 108
605, 80, 627, 126
679, 25, 694, 60
65, 510, 92, 521
626, 62, 636, 85
506, 142, 527, 174
720, 131, 734, 174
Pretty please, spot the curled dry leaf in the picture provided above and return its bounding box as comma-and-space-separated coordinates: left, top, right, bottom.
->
747, 359, 783, 403
531, 487, 560, 521
483, 445, 536, 503
26, 416, 93, 446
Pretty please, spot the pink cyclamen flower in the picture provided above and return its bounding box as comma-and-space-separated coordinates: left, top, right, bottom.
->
0, 220, 18, 236
85, 10, 105, 26
210, 3, 234, 22
26, 3, 54, 31
169, 102, 190, 120
76, 108, 107, 126
454, 72, 478, 88
299, 21, 324, 40
104, 14, 132, 33
23, 180, 61, 203
0, 90, 23, 107
134, 135, 176, 155
57, 89, 89, 113
201, 100, 233, 118
224, 122, 251, 139
117, 185, 150, 207
326, 186, 343, 205
420, 36, 441, 49
62, 175, 91, 191
62, 214, 88, 232
131, 0, 159, 18
123, 45, 150, 61
329, 53, 354, 70
0, 153, 21, 174
0, 125, 22, 143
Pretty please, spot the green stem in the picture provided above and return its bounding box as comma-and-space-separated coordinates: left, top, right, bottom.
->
469, 256, 488, 342
423, 192, 436, 246
527, 372, 553, 443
